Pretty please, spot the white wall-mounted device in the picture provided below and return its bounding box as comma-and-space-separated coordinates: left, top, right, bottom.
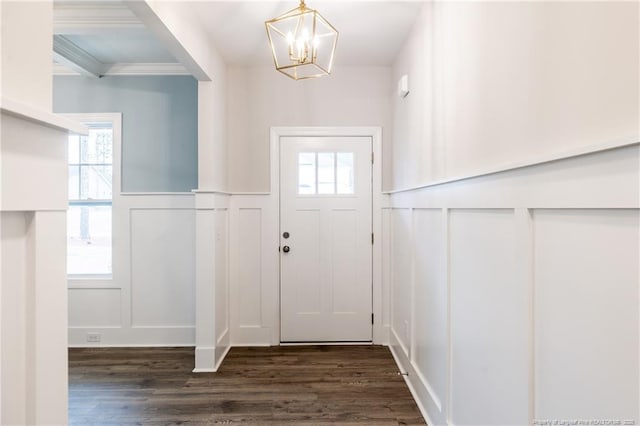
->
397, 74, 409, 98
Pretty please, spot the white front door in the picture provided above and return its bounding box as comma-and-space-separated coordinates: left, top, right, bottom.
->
280, 136, 373, 342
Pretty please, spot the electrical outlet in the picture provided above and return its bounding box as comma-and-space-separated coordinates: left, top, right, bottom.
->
86, 332, 101, 343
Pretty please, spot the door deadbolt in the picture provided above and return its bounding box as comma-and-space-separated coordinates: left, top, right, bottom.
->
283, 232, 290, 239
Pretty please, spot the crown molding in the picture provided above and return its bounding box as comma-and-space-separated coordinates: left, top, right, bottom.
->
53, 1, 144, 34
53, 35, 107, 78
53, 62, 189, 77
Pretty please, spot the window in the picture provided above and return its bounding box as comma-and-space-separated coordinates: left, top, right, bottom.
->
67, 122, 114, 276
298, 152, 354, 195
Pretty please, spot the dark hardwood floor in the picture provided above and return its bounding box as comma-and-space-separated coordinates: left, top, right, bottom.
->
69, 345, 426, 425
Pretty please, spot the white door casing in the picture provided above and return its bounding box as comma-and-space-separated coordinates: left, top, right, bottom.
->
280, 136, 373, 342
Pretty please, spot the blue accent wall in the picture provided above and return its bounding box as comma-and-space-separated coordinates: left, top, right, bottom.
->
53, 75, 198, 192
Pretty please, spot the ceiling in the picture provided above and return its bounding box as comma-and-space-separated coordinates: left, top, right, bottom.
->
53, 1, 424, 76
62, 32, 177, 64
190, 1, 423, 66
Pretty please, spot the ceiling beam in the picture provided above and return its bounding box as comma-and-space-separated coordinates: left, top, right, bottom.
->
53, 35, 107, 78
124, 1, 211, 81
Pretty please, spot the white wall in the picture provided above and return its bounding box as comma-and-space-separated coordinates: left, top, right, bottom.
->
227, 65, 392, 192
388, 2, 639, 425
392, 2, 639, 190
199, 75, 227, 191
1, 114, 68, 211
1, 1, 52, 111
1, 213, 29, 424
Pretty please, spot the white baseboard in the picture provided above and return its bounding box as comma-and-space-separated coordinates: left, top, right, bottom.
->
194, 345, 215, 372
388, 329, 436, 426
68, 326, 195, 347
214, 344, 231, 371
69, 343, 194, 348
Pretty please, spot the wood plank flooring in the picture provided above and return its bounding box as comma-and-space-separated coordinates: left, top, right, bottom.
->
69, 345, 426, 425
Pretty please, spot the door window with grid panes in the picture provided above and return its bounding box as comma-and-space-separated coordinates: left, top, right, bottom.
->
298, 152, 355, 195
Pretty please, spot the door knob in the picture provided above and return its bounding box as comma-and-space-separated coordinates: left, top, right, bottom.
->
282, 245, 290, 253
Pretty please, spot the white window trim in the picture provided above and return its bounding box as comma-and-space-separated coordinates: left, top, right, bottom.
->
63, 113, 122, 287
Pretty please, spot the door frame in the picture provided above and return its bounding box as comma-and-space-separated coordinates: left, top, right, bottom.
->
269, 127, 384, 345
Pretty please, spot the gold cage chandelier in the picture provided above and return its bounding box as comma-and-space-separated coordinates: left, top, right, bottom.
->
265, 0, 338, 80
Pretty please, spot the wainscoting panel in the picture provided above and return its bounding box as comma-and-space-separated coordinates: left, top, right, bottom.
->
391, 208, 413, 356
69, 288, 121, 327
130, 208, 195, 327
449, 209, 528, 426
412, 208, 446, 414
68, 193, 196, 346
381, 208, 392, 330
236, 208, 264, 327
215, 208, 230, 347
229, 195, 278, 345
533, 209, 639, 422
386, 143, 639, 425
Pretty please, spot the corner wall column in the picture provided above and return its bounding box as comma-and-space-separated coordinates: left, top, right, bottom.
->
194, 192, 217, 371
29, 210, 68, 424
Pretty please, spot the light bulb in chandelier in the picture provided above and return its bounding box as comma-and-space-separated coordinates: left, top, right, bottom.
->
287, 27, 318, 64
